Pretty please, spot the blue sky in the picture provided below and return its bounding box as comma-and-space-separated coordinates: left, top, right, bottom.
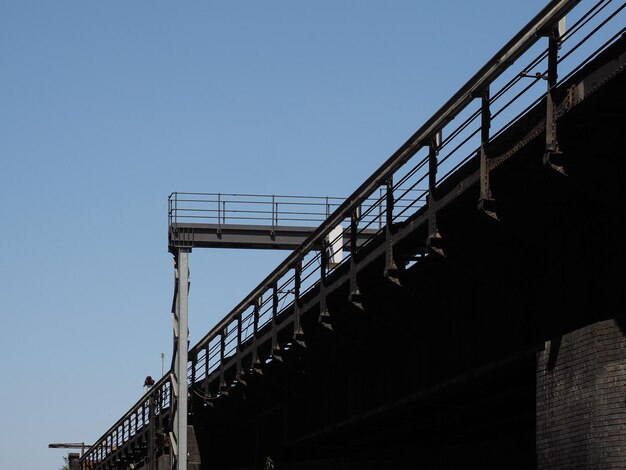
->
1, 1, 547, 468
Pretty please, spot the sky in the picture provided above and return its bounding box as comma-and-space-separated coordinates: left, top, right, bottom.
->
0, 1, 549, 468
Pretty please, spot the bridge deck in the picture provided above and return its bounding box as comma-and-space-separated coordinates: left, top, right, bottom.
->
190, 36, 626, 468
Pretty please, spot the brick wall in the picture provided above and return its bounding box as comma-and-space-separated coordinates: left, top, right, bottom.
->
537, 318, 626, 469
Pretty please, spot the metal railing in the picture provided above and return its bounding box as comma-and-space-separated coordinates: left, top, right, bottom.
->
80, 377, 172, 468
168, 191, 426, 231
81, 1, 626, 467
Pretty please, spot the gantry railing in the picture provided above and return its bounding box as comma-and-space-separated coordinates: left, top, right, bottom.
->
81, 0, 626, 467
167, 191, 425, 231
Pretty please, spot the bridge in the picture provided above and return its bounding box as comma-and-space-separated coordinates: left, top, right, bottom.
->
79, 1, 626, 469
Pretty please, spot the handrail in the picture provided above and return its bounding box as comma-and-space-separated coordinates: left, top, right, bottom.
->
185, 0, 585, 355
80, 374, 172, 467
167, 191, 422, 230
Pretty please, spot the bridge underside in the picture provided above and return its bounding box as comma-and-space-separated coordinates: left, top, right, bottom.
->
186, 38, 626, 470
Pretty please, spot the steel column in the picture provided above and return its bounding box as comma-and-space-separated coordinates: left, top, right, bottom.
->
172, 248, 189, 470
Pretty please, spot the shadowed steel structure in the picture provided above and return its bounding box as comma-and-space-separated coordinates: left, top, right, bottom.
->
168, 192, 391, 250
79, 1, 626, 468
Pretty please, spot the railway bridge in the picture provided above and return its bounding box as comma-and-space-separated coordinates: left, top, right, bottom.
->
80, 1, 626, 469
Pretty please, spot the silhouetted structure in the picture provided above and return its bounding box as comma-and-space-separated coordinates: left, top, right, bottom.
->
80, 1, 626, 469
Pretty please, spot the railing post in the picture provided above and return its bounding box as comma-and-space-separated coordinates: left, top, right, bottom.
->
236, 313, 244, 383
168, 195, 172, 227
174, 192, 178, 225
147, 393, 157, 470
219, 329, 228, 394
217, 193, 221, 228
378, 188, 383, 229
349, 206, 363, 308
427, 132, 444, 256
384, 177, 400, 285
271, 282, 282, 361
270, 195, 276, 239
190, 352, 196, 385
204, 344, 209, 394
293, 260, 305, 346
318, 239, 332, 330
543, 21, 565, 174
252, 298, 262, 374
478, 87, 497, 219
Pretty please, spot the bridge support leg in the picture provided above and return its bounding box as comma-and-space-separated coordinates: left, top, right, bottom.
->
172, 248, 189, 470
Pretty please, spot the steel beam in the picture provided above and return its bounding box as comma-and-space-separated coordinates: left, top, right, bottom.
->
169, 223, 377, 251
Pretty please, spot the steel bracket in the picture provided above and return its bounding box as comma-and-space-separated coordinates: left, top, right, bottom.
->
427, 133, 445, 257
348, 208, 364, 308
383, 178, 401, 285
478, 87, 498, 220
318, 239, 333, 331
543, 24, 566, 175
293, 261, 306, 347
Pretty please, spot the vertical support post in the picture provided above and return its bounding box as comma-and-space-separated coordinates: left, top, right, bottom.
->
319, 239, 332, 330
204, 345, 209, 392
427, 132, 444, 256
173, 192, 178, 225
217, 193, 221, 231
147, 393, 157, 470
252, 298, 262, 375
271, 195, 277, 239
236, 312, 245, 382
271, 283, 282, 361
478, 87, 497, 219
349, 207, 363, 308
172, 248, 189, 470
384, 178, 400, 285
293, 261, 305, 346
543, 22, 565, 174
220, 329, 228, 394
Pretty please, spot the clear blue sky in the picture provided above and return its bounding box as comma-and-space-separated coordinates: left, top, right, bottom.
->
1, 1, 546, 468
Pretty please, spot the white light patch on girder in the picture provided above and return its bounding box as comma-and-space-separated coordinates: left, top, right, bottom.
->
327, 225, 344, 268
